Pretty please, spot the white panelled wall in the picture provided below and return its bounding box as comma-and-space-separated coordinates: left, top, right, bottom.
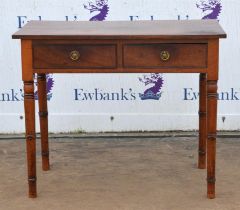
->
0, 0, 239, 133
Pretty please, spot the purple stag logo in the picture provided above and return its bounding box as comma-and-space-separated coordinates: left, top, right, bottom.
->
196, 0, 222, 19
84, 0, 109, 21
138, 73, 164, 100
34, 74, 54, 101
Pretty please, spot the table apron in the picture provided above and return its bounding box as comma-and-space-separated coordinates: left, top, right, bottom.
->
33, 68, 208, 74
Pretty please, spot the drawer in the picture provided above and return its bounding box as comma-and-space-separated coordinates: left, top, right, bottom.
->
123, 43, 207, 68
33, 44, 117, 69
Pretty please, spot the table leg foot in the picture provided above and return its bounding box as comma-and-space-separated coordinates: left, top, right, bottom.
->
28, 176, 37, 198
207, 177, 216, 199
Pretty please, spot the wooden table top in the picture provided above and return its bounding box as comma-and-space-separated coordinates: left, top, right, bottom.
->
12, 20, 226, 40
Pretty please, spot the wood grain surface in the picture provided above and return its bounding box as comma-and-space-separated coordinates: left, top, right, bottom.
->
12, 20, 226, 40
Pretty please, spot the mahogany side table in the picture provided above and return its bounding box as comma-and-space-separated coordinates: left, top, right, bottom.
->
12, 20, 226, 199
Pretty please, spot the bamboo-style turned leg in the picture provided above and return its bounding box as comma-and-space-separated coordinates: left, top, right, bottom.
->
198, 73, 207, 169
207, 80, 218, 199
37, 74, 50, 171
24, 80, 37, 198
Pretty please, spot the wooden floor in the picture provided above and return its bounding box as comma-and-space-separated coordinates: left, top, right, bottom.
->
0, 135, 239, 210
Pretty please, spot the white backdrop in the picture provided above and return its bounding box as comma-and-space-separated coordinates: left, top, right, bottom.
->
0, 0, 239, 133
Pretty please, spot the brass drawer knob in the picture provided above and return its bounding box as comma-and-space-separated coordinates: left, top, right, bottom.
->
160, 50, 170, 61
69, 50, 80, 61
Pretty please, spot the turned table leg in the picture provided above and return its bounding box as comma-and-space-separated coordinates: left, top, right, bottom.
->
198, 73, 207, 169
24, 80, 37, 198
37, 74, 50, 171
207, 80, 218, 199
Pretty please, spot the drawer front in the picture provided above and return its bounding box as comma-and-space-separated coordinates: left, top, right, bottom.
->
33, 44, 117, 69
123, 44, 207, 68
